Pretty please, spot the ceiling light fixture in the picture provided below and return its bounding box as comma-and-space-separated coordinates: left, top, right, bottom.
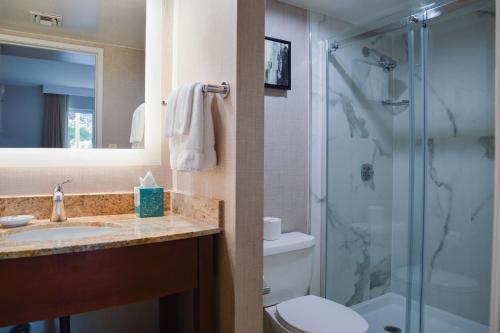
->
30, 11, 63, 27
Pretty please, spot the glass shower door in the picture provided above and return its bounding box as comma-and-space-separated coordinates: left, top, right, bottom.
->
325, 22, 420, 332
323, 1, 495, 332
420, 2, 495, 331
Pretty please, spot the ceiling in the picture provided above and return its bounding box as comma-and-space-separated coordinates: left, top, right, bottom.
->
0, 0, 146, 49
278, 0, 439, 25
0, 43, 96, 66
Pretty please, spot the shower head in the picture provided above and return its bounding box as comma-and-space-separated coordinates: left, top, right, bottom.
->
379, 55, 397, 72
362, 46, 397, 72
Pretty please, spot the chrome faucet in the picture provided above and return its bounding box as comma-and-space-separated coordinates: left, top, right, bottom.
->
51, 179, 72, 222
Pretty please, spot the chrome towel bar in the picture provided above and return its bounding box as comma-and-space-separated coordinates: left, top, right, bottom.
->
161, 82, 230, 106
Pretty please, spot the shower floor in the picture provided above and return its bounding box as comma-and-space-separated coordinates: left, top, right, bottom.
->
352, 293, 489, 333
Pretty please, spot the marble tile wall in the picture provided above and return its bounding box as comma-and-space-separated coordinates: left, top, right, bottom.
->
311, 12, 397, 306
490, 1, 500, 329
309, 12, 353, 296
311, 5, 494, 325
324, 33, 396, 305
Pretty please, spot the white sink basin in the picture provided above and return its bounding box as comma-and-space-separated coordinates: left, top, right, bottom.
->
5, 225, 116, 242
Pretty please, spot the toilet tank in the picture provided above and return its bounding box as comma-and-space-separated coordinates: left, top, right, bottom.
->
263, 232, 315, 307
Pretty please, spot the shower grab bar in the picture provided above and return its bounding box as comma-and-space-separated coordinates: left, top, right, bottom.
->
161, 82, 230, 106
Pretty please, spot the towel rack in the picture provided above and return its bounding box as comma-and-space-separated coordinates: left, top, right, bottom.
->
161, 82, 230, 106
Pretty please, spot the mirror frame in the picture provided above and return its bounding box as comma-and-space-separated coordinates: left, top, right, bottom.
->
0, 0, 162, 167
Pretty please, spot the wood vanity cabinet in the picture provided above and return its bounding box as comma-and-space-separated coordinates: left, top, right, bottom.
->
0, 235, 215, 333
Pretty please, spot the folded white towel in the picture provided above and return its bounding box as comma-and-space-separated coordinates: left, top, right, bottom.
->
130, 103, 145, 148
169, 83, 217, 171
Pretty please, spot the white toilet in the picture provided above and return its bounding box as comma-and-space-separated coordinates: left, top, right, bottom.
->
263, 232, 369, 333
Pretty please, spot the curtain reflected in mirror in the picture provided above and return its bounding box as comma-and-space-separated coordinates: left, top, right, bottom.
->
42, 93, 67, 148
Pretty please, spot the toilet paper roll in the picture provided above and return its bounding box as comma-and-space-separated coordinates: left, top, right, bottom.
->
264, 217, 282, 241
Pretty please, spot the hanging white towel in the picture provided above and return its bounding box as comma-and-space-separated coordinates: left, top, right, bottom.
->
130, 103, 145, 148
164, 87, 179, 137
169, 83, 217, 171
164, 83, 200, 138
201, 92, 216, 169
174, 83, 197, 135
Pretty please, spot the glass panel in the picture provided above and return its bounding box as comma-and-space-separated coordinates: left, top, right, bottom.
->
323, 1, 494, 333
325, 25, 415, 332
421, 3, 495, 332
404, 25, 426, 333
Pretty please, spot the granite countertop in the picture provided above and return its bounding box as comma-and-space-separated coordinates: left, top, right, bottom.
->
0, 213, 220, 260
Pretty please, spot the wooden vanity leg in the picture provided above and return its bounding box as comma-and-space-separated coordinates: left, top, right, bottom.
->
59, 316, 70, 333
159, 294, 180, 332
158, 236, 214, 333
194, 236, 214, 333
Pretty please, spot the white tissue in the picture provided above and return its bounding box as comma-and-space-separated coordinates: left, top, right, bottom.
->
139, 170, 159, 188
264, 217, 282, 241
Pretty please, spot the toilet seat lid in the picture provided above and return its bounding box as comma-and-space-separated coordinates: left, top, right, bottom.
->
275, 295, 369, 333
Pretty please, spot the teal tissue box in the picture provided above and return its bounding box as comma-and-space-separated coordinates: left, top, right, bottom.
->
134, 187, 164, 218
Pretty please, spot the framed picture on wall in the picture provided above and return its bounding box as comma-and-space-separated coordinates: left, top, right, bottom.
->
264, 37, 291, 90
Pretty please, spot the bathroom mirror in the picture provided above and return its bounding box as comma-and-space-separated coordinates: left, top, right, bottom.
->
0, 0, 146, 149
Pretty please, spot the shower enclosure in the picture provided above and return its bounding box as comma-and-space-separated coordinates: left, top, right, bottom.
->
314, 0, 495, 332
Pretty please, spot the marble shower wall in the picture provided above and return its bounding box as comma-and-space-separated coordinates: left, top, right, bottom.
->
309, 12, 354, 295
313, 14, 401, 305
311, 5, 494, 324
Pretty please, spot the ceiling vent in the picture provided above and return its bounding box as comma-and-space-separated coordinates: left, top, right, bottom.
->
30, 11, 63, 27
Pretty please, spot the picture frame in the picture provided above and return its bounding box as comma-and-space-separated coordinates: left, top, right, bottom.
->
264, 37, 291, 90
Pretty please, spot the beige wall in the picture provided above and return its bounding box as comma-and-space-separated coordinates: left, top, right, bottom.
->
0, 17, 165, 333
264, 0, 309, 234
0, 27, 145, 149
101, 46, 144, 148
0, 9, 166, 333
0, 0, 265, 332
168, 0, 264, 332
0, 44, 167, 333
